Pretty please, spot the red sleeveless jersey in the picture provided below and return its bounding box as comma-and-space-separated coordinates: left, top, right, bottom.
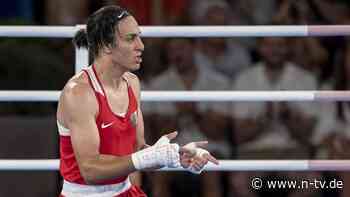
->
58, 65, 138, 185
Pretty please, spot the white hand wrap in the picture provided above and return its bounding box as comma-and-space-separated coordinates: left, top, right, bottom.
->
154, 136, 170, 146
131, 136, 180, 170
186, 148, 209, 174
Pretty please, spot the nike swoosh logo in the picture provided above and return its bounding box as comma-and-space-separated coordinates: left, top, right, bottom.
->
101, 121, 115, 129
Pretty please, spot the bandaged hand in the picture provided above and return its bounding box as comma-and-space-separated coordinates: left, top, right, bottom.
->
179, 141, 219, 174
131, 132, 180, 170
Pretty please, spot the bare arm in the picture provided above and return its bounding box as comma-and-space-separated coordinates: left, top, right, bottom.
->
301, 38, 329, 68
233, 103, 272, 144
125, 73, 147, 185
125, 73, 148, 150
234, 118, 268, 144
126, 73, 219, 173
279, 103, 317, 146
61, 82, 135, 184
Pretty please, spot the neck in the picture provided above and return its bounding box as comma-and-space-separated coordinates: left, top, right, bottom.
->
93, 56, 126, 90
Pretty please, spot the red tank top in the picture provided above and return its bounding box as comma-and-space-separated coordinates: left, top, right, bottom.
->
58, 65, 138, 185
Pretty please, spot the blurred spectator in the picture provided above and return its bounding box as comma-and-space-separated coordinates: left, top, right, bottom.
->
309, 38, 350, 158
287, 37, 329, 82
149, 38, 232, 197
229, 37, 320, 197
152, 38, 232, 157
233, 36, 318, 159
190, 0, 252, 81
45, 0, 89, 25
274, 2, 330, 84
275, 0, 317, 25
227, 0, 278, 25
190, 0, 231, 25
308, 0, 350, 24
274, 0, 350, 25
134, 38, 165, 144
324, 38, 350, 197
318, 3, 350, 83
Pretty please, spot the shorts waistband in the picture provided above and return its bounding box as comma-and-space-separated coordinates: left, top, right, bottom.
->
61, 177, 131, 197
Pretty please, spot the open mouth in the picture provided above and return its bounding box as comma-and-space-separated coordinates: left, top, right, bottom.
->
136, 57, 142, 64
136, 55, 142, 64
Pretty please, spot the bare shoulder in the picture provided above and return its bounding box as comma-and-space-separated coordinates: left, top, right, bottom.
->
62, 72, 93, 100
58, 72, 97, 120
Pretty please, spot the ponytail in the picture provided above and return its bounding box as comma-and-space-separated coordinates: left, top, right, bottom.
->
73, 29, 89, 49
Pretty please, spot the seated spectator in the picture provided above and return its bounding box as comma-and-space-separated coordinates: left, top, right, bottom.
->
151, 38, 232, 156
229, 37, 320, 197
233, 37, 319, 158
273, 1, 330, 82
149, 38, 232, 197
190, 0, 252, 81
326, 38, 350, 197
286, 37, 329, 80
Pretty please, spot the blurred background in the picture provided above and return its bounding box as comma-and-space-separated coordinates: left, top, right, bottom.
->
1, 0, 350, 196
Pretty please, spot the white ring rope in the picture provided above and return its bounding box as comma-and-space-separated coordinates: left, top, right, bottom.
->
1, 25, 350, 172
0, 25, 349, 37
0, 90, 349, 102
1, 159, 350, 171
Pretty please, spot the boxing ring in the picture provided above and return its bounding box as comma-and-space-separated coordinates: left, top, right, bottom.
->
1, 25, 350, 172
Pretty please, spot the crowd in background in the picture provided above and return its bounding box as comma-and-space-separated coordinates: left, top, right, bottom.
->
0, 0, 350, 197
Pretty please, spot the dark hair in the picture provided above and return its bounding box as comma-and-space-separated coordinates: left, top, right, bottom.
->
72, 5, 130, 58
